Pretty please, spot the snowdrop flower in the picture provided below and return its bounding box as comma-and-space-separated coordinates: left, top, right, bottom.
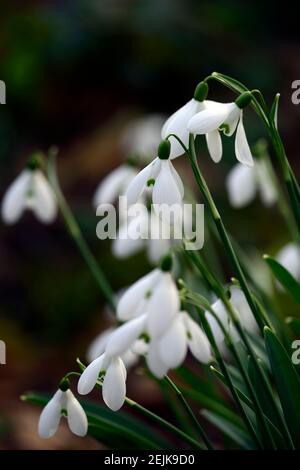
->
226, 160, 277, 208
147, 311, 212, 378
117, 255, 180, 338
276, 243, 300, 282
188, 91, 254, 166
93, 164, 138, 208
126, 139, 184, 208
162, 81, 224, 162
38, 380, 87, 438
206, 286, 257, 352
2, 162, 57, 224
121, 114, 166, 163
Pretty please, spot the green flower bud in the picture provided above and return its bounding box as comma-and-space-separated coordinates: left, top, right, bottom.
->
235, 91, 252, 109
59, 377, 70, 392
27, 152, 43, 171
157, 139, 171, 160
193, 81, 209, 102
160, 254, 173, 272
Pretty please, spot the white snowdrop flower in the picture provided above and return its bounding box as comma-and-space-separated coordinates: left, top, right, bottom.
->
125, 140, 184, 208
188, 91, 254, 167
38, 381, 87, 438
121, 114, 166, 163
226, 160, 277, 208
146, 311, 211, 378
93, 164, 137, 208
276, 243, 300, 282
162, 81, 223, 162
206, 286, 258, 351
78, 353, 127, 411
2, 164, 57, 225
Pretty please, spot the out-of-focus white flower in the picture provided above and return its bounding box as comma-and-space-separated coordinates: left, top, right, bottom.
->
188, 92, 254, 167
226, 160, 277, 208
78, 353, 127, 411
2, 168, 57, 224
121, 114, 166, 163
93, 164, 137, 208
206, 286, 258, 352
276, 243, 300, 282
146, 311, 212, 378
38, 386, 87, 438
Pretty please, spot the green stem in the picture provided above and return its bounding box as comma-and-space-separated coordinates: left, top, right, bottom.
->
164, 375, 213, 449
47, 151, 116, 311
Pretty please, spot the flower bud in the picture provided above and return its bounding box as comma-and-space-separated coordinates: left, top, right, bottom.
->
160, 254, 173, 272
59, 377, 70, 392
193, 81, 209, 102
235, 91, 252, 109
157, 139, 171, 160
27, 152, 43, 171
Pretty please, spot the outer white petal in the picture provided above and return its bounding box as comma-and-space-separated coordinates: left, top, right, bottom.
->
147, 272, 180, 338
187, 102, 229, 135
255, 159, 277, 206
38, 390, 64, 438
126, 158, 160, 206
86, 327, 114, 363
102, 357, 126, 411
152, 160, 183, 206
31, 170, 57, 223
112, 215, 146, 259
146, 342, 169, 378
230, 286, 257, 334
1, 170, 31, 224
93, 165, 137, 207
182, 312, 212, 363
235, 112, 253, 167
121, 349, 139, 368
161, 99, 200, 159
205, 130, 223, 163
105, 314, 147, 357
276, 243, 300, 281
223, 104, 240, 136
77, 354, 107, 395
117, 269, 160, 321
170, 162, 184, 198
158, 316, 187, 368
226, 163, 256, 208
205, 298, 229, 346
65, 390, 88, 437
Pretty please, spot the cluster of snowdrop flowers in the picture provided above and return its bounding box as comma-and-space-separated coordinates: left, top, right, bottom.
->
1, 157, 57, 224
77, 255, 212, 411
38, 379, 88, 439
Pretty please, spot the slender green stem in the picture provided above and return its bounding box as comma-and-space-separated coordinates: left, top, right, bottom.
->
164, 375, 213, 449
47, 151, 116, 311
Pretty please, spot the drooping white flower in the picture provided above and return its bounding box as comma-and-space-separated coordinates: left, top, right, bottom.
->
93, 164, 138, 208
276, 243, 300, 282
162, 81, 223, 162
121, 114, 166, 163
226, 160, 277, 208
78, 353, 127, 411
146, 311, 212, 378
206, 286, 258, 351
38, 387, 88, 438
188, 92, 254, 167
2, 168, 57, 224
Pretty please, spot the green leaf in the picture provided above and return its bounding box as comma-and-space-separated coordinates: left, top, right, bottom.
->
22, 392, 170, 450
264, 255, 300, 306
270, 93, 280, 128
264, 327, 300, 448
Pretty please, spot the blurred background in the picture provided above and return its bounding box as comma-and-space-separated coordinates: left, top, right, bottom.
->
0, 0, 300, 449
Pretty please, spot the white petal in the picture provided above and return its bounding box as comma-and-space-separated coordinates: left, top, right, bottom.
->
170, 162, 184, 198
276, 243, 300, 281
255, 159, 277, 206
147, 272, 180, 338
93, 165, 137, 207
1, 170, 31, 224
126, 159, 160, 206
117, 269, 160, 321
152, 160, 184, 206
65, 390, 88, 436
230, 286, 257, 334
162, 99, 200, 159
223, 105, 240, 136
187, 102, 229, 135
205, 130, 223, 163
182, 312, 212, 363
112, 228, 146, 259
146, 342, 169, 378
205, 298, 229, 346
131, 339, 149, 355
77, 354, 107, 395
121, 348, 139, 368
31, 170, 57, 223
86, 327, 114, 363
102, 357, 126, 411
226, 163, 256, 208
235, 112, 253, 167
38, 390, 64, 438
105, 314, 147, 357
158, 316, 187, 368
